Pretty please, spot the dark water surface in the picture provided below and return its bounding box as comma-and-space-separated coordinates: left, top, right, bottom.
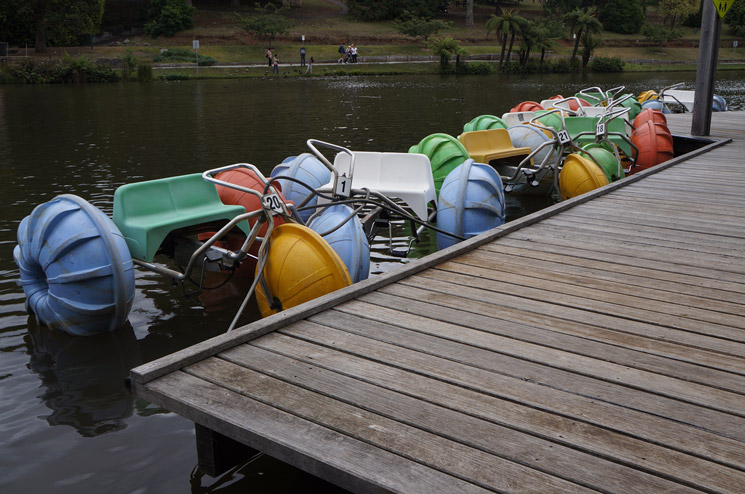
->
2, 72, 743, 493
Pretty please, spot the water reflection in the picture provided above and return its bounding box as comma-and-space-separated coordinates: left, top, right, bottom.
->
25, 322, 139, 437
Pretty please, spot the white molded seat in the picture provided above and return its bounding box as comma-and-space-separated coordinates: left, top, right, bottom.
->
501, 111, 536, 127
659, 89, 695, 111
318, 152, 436, 221
539, 99, 557, 110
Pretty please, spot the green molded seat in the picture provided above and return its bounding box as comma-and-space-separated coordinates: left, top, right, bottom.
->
113, 173, 251, 261
563, 116, 631, 157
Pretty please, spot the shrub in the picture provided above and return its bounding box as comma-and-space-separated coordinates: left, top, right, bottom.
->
463, 61, 496, 75
120, 49, 138, 81
144, 0, 194, 37
154, 48, 216, 66
237, 3, 293, 42
159, 73, 190, 80
726, 0, 745, 37
395, 14, 452, 41
588, 56, 624, 72
599, 0, 644, 34
137, 62, 154, 82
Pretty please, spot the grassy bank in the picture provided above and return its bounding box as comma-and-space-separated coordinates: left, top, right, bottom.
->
4, 0, 745, 83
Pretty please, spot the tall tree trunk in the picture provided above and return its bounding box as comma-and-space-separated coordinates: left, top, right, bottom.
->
466, 0, 474, 27
524, 46, 531, 66
571, 28, 583, 59
34, 0, 48, 54
540, 48, 545, 64
507, 32, 516, 63
499, 33, 508, 67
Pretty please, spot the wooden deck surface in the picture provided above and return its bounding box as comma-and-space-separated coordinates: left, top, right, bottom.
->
131, 112, 745, 493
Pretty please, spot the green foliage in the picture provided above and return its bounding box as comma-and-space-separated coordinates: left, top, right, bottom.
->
8, 59, 63, 84
725, 0, 745, 37
543, 0, 584, 16
641, 23, 682, 48
102, 0, 148, 35
599, 0, 644, 34
0, 0, 104, 50
137, 63, 154, 82
394, 14, 452, 41
428, 36, 466, 72
5, 57, 117, 84
154, 48, 217, 66
588, 56, 625, 72
657, 0, 697, 29
580, 30, 601, 70
348, 0, 439, 21
144, 0, 195, 37
237, 3, 294, 41
564, 7, 603, 60
120, 49, 138, 81
462, 61, 496, 74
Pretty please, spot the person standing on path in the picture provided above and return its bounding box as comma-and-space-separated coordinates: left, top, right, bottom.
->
272, 54, 279, 75
351, 44, 358, 63
337, 43, 345, 63
266, 48, 272, 67
306, 56, 313, 74
300, 45, 306, 66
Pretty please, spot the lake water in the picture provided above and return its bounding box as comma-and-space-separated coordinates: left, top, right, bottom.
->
1, 71, 743, 493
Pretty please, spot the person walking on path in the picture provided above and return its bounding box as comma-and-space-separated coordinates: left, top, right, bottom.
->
351, 44, 358, 63
272, 54, 279, 75
337, 43, 345, 63
300, 45, 306, 66
306, 56, 313, 74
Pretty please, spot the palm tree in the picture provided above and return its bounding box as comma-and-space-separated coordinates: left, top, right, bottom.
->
533, 26, 555, 65
486, 10, 528, 67
564, 7, 603, 61
504, 12, 528, 66
428, 36, 467, 72
581, 30, 601, 71
485, 13, 507, 67
519, 23, 539, 66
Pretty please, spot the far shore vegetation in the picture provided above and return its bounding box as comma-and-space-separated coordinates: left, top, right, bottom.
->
2, 0, 745, 84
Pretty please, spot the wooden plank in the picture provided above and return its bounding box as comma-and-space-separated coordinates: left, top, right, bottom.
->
390, 276, 745, 361
353, 290, 745, 377
251, 325, 745, 473
541, 215, 745, 252
321, 301, 745, 440
474, 243, 745, 305
358, 284, 745, 417
501, 224, 745, 274
231, 339, 743, 493
484, 238, 745, 294
435, 257, 745, 331
133, 372, 490, 494
458, 249, 745, 318
188, 355, 602, 494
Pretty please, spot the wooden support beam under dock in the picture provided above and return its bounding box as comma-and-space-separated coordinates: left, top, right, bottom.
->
131, 112, 745, 493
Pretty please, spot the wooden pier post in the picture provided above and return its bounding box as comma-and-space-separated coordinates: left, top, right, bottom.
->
691, 0, 722, 135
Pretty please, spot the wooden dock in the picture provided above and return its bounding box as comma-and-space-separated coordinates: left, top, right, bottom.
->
131, 112, 745, 493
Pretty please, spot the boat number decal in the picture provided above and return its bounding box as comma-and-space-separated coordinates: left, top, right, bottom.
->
334, 175, 352, 198
557, 130, 571, 144
263, 193, 284, 213
596, 123, 606, 137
